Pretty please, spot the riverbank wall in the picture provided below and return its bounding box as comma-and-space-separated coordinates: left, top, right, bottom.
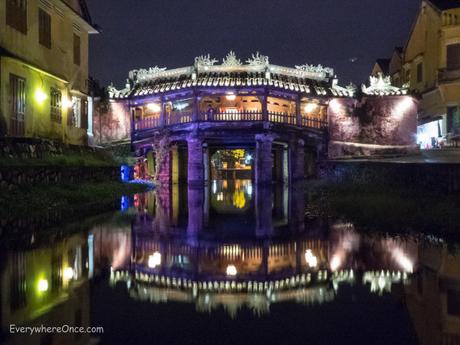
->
0, 138, 120, 189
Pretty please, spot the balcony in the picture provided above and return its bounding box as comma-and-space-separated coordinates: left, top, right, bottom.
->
438, 68, 460, 84
133, 110, 327, 133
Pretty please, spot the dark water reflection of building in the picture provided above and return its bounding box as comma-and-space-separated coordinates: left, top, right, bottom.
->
2, 181, 460, 345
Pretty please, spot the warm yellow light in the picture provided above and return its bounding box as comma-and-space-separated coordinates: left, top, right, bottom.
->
63, 267, 74, 280
35, 89, 48, 103
146, 103, 161, 112
305, 249, 318, 268
226, 264, 237, 276
304, 102, 318, 113
330, 255, 341, 271
226, 94, 237, 101
62, 97, 73, 109
148, 251, 162, 268
37, 279, 49, 292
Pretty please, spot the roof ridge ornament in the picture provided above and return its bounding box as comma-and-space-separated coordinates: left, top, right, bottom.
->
362, 73, 408, 96
222, 51, 242, 67
295, 64, 334, 78
195, 54, 218, 67
134, 66, 167, 83
246, 52, 269, 66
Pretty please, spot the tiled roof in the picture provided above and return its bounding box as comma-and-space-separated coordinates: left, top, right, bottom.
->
110, 71, 352, 99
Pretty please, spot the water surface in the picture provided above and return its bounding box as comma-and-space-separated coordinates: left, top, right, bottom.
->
1, 180, 458, 345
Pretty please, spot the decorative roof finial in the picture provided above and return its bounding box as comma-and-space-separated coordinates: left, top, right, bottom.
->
222, 51, 242, 66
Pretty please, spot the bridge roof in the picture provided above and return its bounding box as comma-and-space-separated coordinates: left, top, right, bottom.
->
108, 52, 355, 99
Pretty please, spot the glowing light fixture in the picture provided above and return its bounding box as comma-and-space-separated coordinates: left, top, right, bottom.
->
37, 278, 49, 292
226, 93, 237, 101
62, 97, 73, 109
146, 103, 161, 112
148, 251, 162, 268
226, 264, 237, 276
305, 249, 318, 268
304, 102, 318, 113
35, 89, 48, 104
63, 267, 74, 280
394, 97, 413, 117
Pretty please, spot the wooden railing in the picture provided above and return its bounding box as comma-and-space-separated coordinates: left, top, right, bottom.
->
166, 112, 193, 125
133, 111, 327, 132
268, 112, 296, 125
201, 110, 263, 122
301, 117, 328, 129
134, 116, 161, 131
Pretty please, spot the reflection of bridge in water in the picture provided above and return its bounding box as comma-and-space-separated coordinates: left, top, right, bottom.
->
110, 183, 417, 316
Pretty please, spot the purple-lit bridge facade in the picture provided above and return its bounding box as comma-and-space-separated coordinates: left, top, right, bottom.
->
108, 53, 415, 186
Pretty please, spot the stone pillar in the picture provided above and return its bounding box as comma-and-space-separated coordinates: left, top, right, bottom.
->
159, 97, 166, 127
260, 92, 268, 121
289, 138, 305, 183
187, 187, 204, 236
296, 95, 302, 126
289, 183, 305, 233
255, 185, 273, 238
187, 134, 204, 187
155, 137, 171, 186
203, 143, 210, 183
255, 134, 274, 185
171, 144, 179, 184
193, 93, 202, 122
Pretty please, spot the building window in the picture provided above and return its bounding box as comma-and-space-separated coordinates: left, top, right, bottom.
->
447, 44, 460, 70
404, 69, 411, 85
416, 62, 423, 83
50, 88, 62, 123
9, 74, 26, 137
6, 0, 27, 34
69, 96, 81, 127
38, 8, 51, 49
73, 34, 81, 66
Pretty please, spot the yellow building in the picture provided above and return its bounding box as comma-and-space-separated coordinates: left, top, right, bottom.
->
0, 0, 98, 145
373, 1, 460, 148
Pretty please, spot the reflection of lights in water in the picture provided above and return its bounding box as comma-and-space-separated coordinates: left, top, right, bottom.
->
212, 180, 217, 194
223, 245, 241, 257
63, 267, 74, 280
37, 279, 49, 292
330, 255, 341, 271
226, 265, 237, 276
232, 190, 246, 209
246, 184, 253, 196
392, 248, 413, 273
148, 252, 162, 268
305, 249, 318, 268
120, 195, 130, 211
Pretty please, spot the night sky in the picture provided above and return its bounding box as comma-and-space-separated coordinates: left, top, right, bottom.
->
87, 0, 420, 88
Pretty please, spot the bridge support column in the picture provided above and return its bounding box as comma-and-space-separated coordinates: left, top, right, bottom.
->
187, 187, 204, 236
187, 135, 204, 187
290, 139, 305, 183
255, 134, 274, 185
255, 185, 273, 238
